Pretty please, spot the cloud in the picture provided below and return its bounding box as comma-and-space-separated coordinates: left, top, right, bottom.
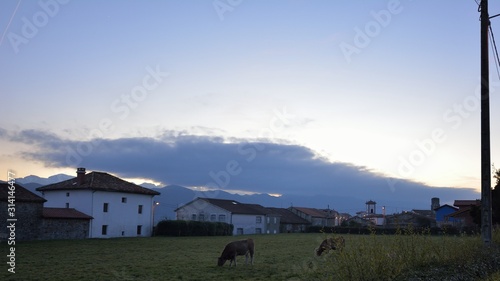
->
3, 128, 479, 207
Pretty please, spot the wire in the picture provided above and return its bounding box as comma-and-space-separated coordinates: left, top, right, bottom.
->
489, 25, 500, 81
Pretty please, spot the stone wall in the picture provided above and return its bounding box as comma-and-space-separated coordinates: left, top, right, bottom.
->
40, 219, 90, 240
0, 201, 44, 241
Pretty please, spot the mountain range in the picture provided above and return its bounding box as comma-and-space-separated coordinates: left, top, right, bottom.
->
14, 174, 433, 221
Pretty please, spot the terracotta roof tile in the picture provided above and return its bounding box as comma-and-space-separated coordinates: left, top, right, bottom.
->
266, 207, 311, 224
43, 207, 93, 219
0, 183, 46, 203
453, 200, 480, 207
36, 172, 160, 196
199, 198, 267, 215
291, 207, 328, 218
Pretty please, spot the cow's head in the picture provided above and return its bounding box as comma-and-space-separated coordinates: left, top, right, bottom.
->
217, 257, 226, 266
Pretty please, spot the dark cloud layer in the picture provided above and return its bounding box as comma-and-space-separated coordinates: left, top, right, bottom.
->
4, 129, 479, 208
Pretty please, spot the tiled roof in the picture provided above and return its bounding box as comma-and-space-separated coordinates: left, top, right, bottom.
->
454, 200, 480, 207
0, 183, 46, 203
43, 207, 93, 219
266, 207, 311, 224
199, 198, 268, 215
246, 204, 280, 216
291, 207, 328, 218
175, 198, 269, 215
446, 206, 474, 219
37, 172, 160, 196
434, 204, 458, 211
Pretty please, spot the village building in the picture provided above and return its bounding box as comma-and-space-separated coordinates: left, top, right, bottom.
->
175, 197, 281, 235
288, 206, 340, 227
435, 204, 460, 227
266, 207, 311, 233
0, 182, 91, 241
37, 168, 160, 238
446, 199, 481, 228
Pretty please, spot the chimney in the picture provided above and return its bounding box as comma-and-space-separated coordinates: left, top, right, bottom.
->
76, 167, 86, 185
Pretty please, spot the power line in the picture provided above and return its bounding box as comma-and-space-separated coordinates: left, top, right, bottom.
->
488, 25, 500, 80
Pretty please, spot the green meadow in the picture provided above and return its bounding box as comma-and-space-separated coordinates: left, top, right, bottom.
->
1, 231, 500, 281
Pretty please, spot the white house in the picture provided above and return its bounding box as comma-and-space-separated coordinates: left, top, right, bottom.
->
175, 197, 280, 235
37, 168, 160, 238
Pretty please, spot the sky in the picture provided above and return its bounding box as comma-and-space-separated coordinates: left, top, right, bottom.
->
1, 0, 499, 211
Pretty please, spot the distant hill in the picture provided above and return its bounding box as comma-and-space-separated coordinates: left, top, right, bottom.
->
17, 174, 73, 186
14, 174, 72, 196
21, 182, 44, 195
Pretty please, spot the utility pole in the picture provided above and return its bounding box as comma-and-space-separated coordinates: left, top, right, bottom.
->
480, 0, 492, 245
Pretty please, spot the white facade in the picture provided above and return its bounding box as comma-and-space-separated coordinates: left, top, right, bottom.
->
175, 198, 277, 235
176, 200, 231, 224
40, 190, 155, 238
231, 214, 266, 235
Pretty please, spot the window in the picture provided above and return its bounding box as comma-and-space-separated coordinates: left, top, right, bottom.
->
256, 216, 262, 223
138, 205, 143, 214
137, 225, 142, 235
255, 228, 262, 234
267, 217, 270, 223
66, 192, 70, 197
103, 203, 109, 212
65, 203, 69, 208
274, 217, 277, 223
102, 225, 108, 235
237, 228, 243, 235
210, 214, 216, 222
191, 214, 197, 221
199, 214, 204, 221
121, 197, 127, 203
218, 214, 226, 222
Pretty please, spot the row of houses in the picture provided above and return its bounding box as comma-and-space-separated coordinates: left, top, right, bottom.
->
0, 167, 482, 240
338, 198, 482, 228
174, 197, 353, 235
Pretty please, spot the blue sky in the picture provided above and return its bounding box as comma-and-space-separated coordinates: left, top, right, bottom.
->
1, 1, 499, 210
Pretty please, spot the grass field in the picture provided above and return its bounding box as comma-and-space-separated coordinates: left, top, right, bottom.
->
1, 232, 499, 281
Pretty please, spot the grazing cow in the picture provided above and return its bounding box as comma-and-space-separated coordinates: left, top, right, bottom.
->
217, 238, 254, 267
316, 236, 345, 256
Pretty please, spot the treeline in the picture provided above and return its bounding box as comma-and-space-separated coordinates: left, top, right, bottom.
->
155, 220, 233, 236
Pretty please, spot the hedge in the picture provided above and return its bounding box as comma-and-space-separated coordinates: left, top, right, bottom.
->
155, 220, 233, 236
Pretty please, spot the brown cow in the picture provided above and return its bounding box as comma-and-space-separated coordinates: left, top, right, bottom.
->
316, 236, 345, 256
217, 238, 254, 266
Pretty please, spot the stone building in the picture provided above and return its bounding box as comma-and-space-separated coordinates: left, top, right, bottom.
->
0, 182, 46, 241
0, 182, 92, 241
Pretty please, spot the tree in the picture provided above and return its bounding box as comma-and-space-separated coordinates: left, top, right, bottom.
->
492, 168, 500, 225
470, 168, 500, 226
